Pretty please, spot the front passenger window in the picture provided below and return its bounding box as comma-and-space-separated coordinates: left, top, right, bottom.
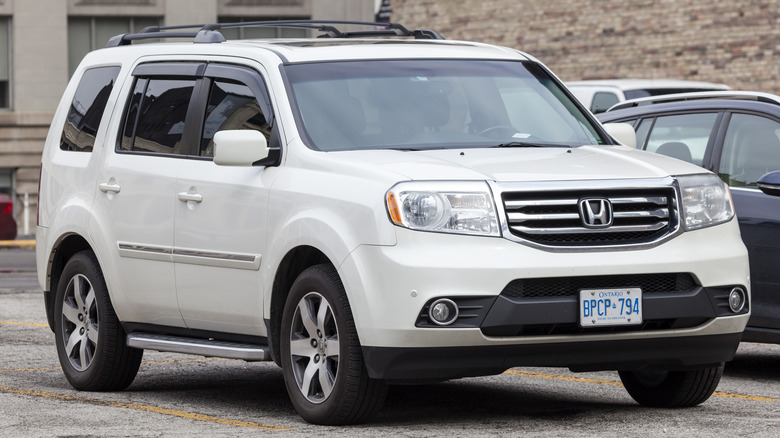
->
719, 114, 780, 187
200, 79, 270, 157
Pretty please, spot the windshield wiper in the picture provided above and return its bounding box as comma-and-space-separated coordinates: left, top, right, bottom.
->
496, 141, 571, 148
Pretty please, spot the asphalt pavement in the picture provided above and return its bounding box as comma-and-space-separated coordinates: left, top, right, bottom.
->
2, 247, 780, 436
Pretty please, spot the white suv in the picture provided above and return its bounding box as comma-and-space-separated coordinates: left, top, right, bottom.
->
37, 21, 750, 425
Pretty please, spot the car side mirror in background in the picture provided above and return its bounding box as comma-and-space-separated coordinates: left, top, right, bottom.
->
213, 130, 269, 166
757, 170, 780, 196
603, 123, 637, 148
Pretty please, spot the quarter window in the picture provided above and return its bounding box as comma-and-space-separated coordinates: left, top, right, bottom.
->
201, 80, 270, 157
719, 114, 780, 187
60, 66, 121, 152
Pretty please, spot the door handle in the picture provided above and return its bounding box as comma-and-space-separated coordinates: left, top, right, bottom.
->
178, 192, 203, 203
98, 183, 121, 194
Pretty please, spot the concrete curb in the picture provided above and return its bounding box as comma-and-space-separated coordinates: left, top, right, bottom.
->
0, 240, 35, 249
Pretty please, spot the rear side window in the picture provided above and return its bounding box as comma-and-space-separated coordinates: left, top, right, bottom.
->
591, 92, 620, 114
120, 77, 196, 155
60, 66, 121, 152
643, 113, 717, 165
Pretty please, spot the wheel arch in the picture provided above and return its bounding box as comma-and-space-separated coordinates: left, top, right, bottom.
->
268, 245, 331, 366
43, 233, 94, 332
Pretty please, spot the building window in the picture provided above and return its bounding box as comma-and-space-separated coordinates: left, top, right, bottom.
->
0, 168, 11, 196
217, 17, 308, 39
0, 18, 10, 109
68, 17, 160, 76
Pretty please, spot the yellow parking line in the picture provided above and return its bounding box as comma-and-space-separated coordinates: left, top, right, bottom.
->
503, 369, 780, 402
0, 239, 35, 248
0, 385, 293, 431
0, 366, 61, 374
505, 369, 624, 387
0, 357, 229, 374
0, 321, 49, 328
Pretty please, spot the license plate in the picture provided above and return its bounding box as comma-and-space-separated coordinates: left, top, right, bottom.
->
579, 288, 642, 327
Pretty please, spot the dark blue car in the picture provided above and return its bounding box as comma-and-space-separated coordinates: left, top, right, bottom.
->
598, 91, 780, 344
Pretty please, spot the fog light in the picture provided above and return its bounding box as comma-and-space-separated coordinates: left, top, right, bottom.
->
728, 287, 746, 313
428, 299, 459, 326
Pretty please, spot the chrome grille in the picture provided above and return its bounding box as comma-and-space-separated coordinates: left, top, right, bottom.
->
501, 187, 677, 247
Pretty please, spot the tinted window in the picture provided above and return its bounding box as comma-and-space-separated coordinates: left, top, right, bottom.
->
120, 78, 146, 151
643, 113, 717, 165
61, 66, 121, 152
719, 114, 780, 187
123, 78, 195, 155
201, 80, 270, 157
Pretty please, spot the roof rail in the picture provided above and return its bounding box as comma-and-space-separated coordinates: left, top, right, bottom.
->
106, 20, 444, 47
608, 91, 780, 112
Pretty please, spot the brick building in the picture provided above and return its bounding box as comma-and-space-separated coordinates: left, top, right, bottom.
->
3, 0, 778, 236
393, 0, 780, 92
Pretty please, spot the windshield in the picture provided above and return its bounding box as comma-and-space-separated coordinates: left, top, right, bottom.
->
284, 60, 603, 151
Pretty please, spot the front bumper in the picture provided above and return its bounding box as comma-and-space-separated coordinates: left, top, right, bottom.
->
363, 332, 743, 382
338, 220, 750, 380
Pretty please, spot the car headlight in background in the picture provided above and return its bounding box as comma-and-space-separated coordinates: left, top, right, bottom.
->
678, 174, 735, 231
386, 181, 500, 236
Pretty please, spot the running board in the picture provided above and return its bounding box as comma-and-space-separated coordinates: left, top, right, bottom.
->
126, 333, 270, 361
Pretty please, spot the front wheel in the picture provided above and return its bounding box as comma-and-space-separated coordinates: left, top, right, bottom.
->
280, 264, 387, 425
618, 364, 724, 408
54, 250, 143, 391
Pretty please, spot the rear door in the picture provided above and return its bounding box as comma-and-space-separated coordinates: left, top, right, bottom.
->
91, 62, 204, 327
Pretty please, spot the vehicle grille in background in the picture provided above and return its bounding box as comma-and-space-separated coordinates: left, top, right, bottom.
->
502, 187, 677, 247
501, 273, 697, 299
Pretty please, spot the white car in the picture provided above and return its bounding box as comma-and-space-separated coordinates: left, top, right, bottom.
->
566, 79, 730, 113
37, 20, 749, 425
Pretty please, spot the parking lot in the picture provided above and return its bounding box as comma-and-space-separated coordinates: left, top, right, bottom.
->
2, 247, 780, 437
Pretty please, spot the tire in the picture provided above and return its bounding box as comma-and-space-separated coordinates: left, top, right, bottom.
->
618, 364, 724, 408
54, 250, 143, 391
280, 264, 387, 425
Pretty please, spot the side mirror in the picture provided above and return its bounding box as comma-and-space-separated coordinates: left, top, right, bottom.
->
213, 130, 269, 166
603, 123, 637, 148
757, 170, 780, 197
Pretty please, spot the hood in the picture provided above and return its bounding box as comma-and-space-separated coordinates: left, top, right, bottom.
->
319, 145, 709, 183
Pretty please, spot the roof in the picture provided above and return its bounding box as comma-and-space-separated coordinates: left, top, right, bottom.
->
566, 79, 730, 91
606, 90, 780, 112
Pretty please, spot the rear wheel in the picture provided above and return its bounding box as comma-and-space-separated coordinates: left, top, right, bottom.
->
280, 264, 387, 425
54, 250, 142, 391
619, 364, 724, 408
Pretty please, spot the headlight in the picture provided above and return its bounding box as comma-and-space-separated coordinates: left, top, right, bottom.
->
678, 174, 734, 231
386, 181, 500, 236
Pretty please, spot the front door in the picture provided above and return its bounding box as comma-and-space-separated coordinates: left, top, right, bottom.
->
174, 68, 275, 335
717, 112, 780, 331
